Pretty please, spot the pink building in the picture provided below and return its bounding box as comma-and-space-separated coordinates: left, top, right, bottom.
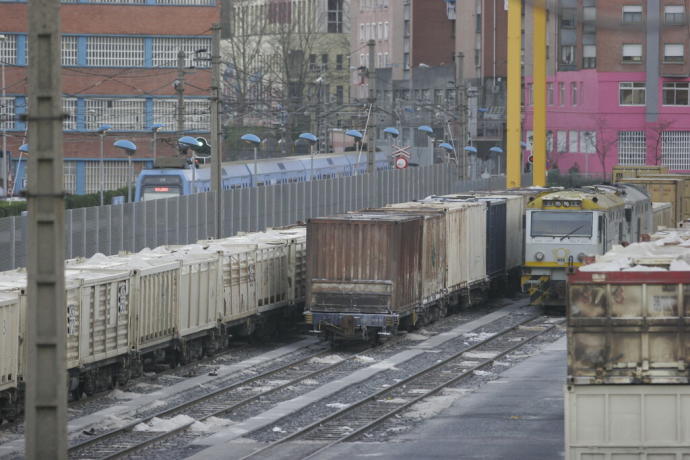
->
524, 71, 690, 175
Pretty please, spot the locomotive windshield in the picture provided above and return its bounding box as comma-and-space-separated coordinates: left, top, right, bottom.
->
530, 211, 593, 238
140, 175, 183, 201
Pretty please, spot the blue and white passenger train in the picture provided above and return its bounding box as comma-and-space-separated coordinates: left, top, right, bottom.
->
134, 152, 392, 201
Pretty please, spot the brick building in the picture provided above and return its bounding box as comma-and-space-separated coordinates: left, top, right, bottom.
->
0, 0, 219, 194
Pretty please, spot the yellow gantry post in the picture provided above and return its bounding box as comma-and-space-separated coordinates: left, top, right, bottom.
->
506, 0, 522, 189
532, 0, 547, 187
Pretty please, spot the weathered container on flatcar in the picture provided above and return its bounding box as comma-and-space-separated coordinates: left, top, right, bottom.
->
618, 177, 684, 226
0, 272, 28, 381
639, 173, 690, 221
0, 292, 20, 394
568, 268, 690, 384
477, 197, 507, 277
473, 194, 524, 272
306, 213, 424, 337
652, 202, 673, 231
565, 384, 690, 460
611, 164, 668, 182
387, 200, 487, 293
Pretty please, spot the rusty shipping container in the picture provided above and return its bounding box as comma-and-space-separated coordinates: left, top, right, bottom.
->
306, 213, 424, 336
611, 165, 668, 182
618, 177, 685, 226
568, 269, 690, 384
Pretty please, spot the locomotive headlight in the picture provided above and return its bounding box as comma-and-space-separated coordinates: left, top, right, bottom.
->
535, 251, 545, 261
554, 201, 562, 207
563, 201, 570, 207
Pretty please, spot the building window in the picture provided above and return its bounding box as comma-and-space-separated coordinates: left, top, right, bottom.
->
86, 98, 146, 131
568, 131, 579, 153
152, 98, 209, 132
152, 37, 211, 68
336, 85, 344, 105
622, 44, 643, 63
87, 36, 145, 67
62, 36, 78, 66
663, 82, 689, 106
622, 5, 643, 24
336, 54, 343, 71
0, 97, 15, 131
403, 52, 410, 70
582, 131, 597, 154
557, 131, 567, 153
359, 24, 365, 42
583, 45, 596, 68
62, 97, 77, 131
571, 82, 578, 105
661, 131, 690, 170
377, 52, 382, 68
547, 83, 554, 105
664, 44, 684, 63
561, 8, 576, 28
383, 52, 389, 67
0, 34, 17, 65
321, 53, 329, 71
525, 84, 533, 106
384, 22, 389, 40
327, 0, 344, 33
560, 45, 575, 65
377, 22, 383, 40
619, 82, 646, 105
618, 131, 646, 165
664, 5, 685, 24
558, 82, 565, 106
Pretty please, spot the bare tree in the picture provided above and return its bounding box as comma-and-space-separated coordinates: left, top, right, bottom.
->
589, 118, 618, 182
647, 120, 675, 166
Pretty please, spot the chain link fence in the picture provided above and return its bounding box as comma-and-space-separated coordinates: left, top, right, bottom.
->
0, 165, 532, 271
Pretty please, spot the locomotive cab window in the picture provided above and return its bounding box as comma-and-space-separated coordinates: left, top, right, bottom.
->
530, 211, 594, 238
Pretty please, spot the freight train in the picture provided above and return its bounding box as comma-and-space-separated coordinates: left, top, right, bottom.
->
0, 226, 306, 422
521, 184, 653, 308
304, 190, 541, 343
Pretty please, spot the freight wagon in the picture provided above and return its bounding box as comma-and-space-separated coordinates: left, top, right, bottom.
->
0, 226, 307, 423
651, 202, 673, 231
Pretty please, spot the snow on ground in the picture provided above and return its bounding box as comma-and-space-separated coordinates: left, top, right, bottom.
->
462, 332, 496, 342
404, 333, 429, 341
371, 361, 399, 371
326, 403, 349, 409
472, 370, 493, 377
190, 417, 233, 433
94, 414, 136, 431
462, 351, 499, 359
404, 389, 470, 420
378, 398, 408, 404
309, 355, 344, 365
355, 355, 376, 363
134, 415, 196, 432
301, 379, 319, 385
109, 389, 141, 400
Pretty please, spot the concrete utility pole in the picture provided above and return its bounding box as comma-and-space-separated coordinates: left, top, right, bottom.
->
1, 34, 6, 197
210, 23, 222, 239
25, 0, 67, 456
506, 0, 522, 189
366, 39, 376, 174
177, 50, 186, 134
455, 52, 467, 179
532, 0, 547, 187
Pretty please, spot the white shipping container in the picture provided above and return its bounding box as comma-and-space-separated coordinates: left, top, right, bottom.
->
566, 384, 690, 459
0, 292, 20, 392
389, 200, 487, 291
64, 269, 132, 368
475, 194, 524, 270
0, 271, 29, 379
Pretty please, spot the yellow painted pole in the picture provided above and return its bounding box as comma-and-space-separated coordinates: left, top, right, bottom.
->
532, 0, 547, 187
506, 0, 522, 189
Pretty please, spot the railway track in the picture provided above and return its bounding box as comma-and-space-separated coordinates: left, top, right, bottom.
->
240, 315, 562, 460
67, 348, 351, 459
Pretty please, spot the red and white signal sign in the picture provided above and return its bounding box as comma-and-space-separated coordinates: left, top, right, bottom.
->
395, 157, 409, 169
528, 154, 534, 164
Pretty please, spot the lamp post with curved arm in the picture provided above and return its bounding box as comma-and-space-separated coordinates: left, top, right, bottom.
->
240, 133, 261, 187
298, 132, 318, 181
113, 140, 137, 203
97, 124, 112, 206
178, 136, 202, 193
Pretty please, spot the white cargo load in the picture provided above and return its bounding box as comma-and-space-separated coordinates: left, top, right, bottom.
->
566, 384, 690, 459
0, 291, 20, 392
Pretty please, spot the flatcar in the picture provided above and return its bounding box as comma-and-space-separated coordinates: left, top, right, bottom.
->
521, 184, 652, 308
134, 152, 391, 202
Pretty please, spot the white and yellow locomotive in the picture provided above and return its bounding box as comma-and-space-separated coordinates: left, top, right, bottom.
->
521, 185, 652, 307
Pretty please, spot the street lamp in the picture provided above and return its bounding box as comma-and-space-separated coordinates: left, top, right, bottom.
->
113, 140, 137, 203
151, 123, 164, 162
298, 132, 318, 181
178, 136, 202, 194
464, 145, 478, 179
97, 124, 112, 206
345, 129, 364, 174
240, 133, 261, 186
0, 34, 6, 197
439, 142, 456, 164
417, 125, 435, 166
489, 146, 504, 175
10, 143, 28, 198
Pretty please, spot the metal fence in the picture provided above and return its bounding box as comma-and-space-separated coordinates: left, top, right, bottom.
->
0, 165, 531, 270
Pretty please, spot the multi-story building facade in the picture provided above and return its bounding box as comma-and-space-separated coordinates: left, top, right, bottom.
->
0, 0, 219, 194
524, 0, 690, 175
